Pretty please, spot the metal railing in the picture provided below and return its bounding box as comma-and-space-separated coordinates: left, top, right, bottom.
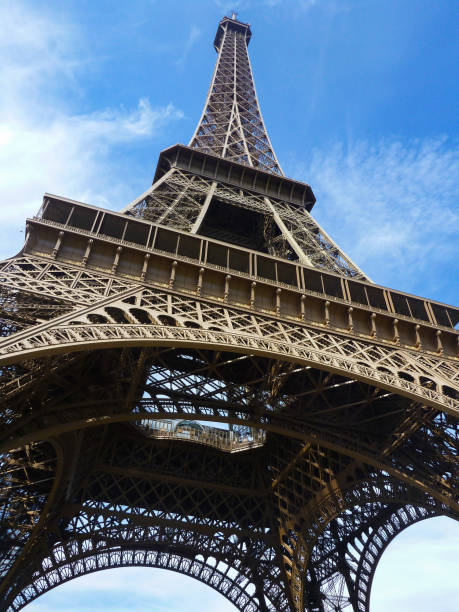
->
137, 419, 266, 453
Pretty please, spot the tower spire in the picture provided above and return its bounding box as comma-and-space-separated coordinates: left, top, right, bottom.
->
122, 16, 367, 279
189, 16, 283, 175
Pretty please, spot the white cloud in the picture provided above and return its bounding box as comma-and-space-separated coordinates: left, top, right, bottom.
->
0, 1, 183, 259
213, 0, 244, 13
213, 0, 328, 14
0, 2, 81, 106
286, 136, 459, 297
175, 25, 202, 68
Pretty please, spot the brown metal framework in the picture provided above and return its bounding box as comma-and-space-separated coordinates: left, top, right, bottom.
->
0, 15, 458, 612
189, 17, 282, 174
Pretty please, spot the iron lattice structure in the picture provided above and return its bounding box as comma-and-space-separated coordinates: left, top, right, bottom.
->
0, 15, 458, 612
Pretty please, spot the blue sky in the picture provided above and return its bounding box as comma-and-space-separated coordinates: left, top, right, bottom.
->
0, 0, 457, 610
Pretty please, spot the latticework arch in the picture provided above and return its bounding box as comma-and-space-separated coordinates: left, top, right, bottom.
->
10, 547, 262, 612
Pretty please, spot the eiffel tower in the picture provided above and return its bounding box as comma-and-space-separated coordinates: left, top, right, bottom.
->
1, 14, 458, 612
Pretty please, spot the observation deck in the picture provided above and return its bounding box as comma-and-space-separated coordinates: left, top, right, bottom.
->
136, 419, 266, 453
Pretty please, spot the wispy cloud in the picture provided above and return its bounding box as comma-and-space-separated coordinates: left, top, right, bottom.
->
0, 2, 82, 105
213, 0, 244, 14
213, 0, 323, 13
286, 136, 459, 299
175, 25, 202, 68
0, 1, 183, 259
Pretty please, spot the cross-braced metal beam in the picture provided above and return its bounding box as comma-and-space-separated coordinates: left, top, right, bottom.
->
0, 13, 458, 612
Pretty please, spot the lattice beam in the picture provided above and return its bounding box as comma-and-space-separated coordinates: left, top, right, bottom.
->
1, 13, 458, 612
190, 17, 282, 175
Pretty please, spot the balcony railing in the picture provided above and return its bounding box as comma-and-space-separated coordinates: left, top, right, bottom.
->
137, 419, 266, 453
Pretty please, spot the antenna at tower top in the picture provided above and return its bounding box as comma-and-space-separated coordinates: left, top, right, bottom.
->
231, 11, 238, 20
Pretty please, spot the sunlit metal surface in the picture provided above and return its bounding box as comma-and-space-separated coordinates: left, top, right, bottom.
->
0, 14, 457, 612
